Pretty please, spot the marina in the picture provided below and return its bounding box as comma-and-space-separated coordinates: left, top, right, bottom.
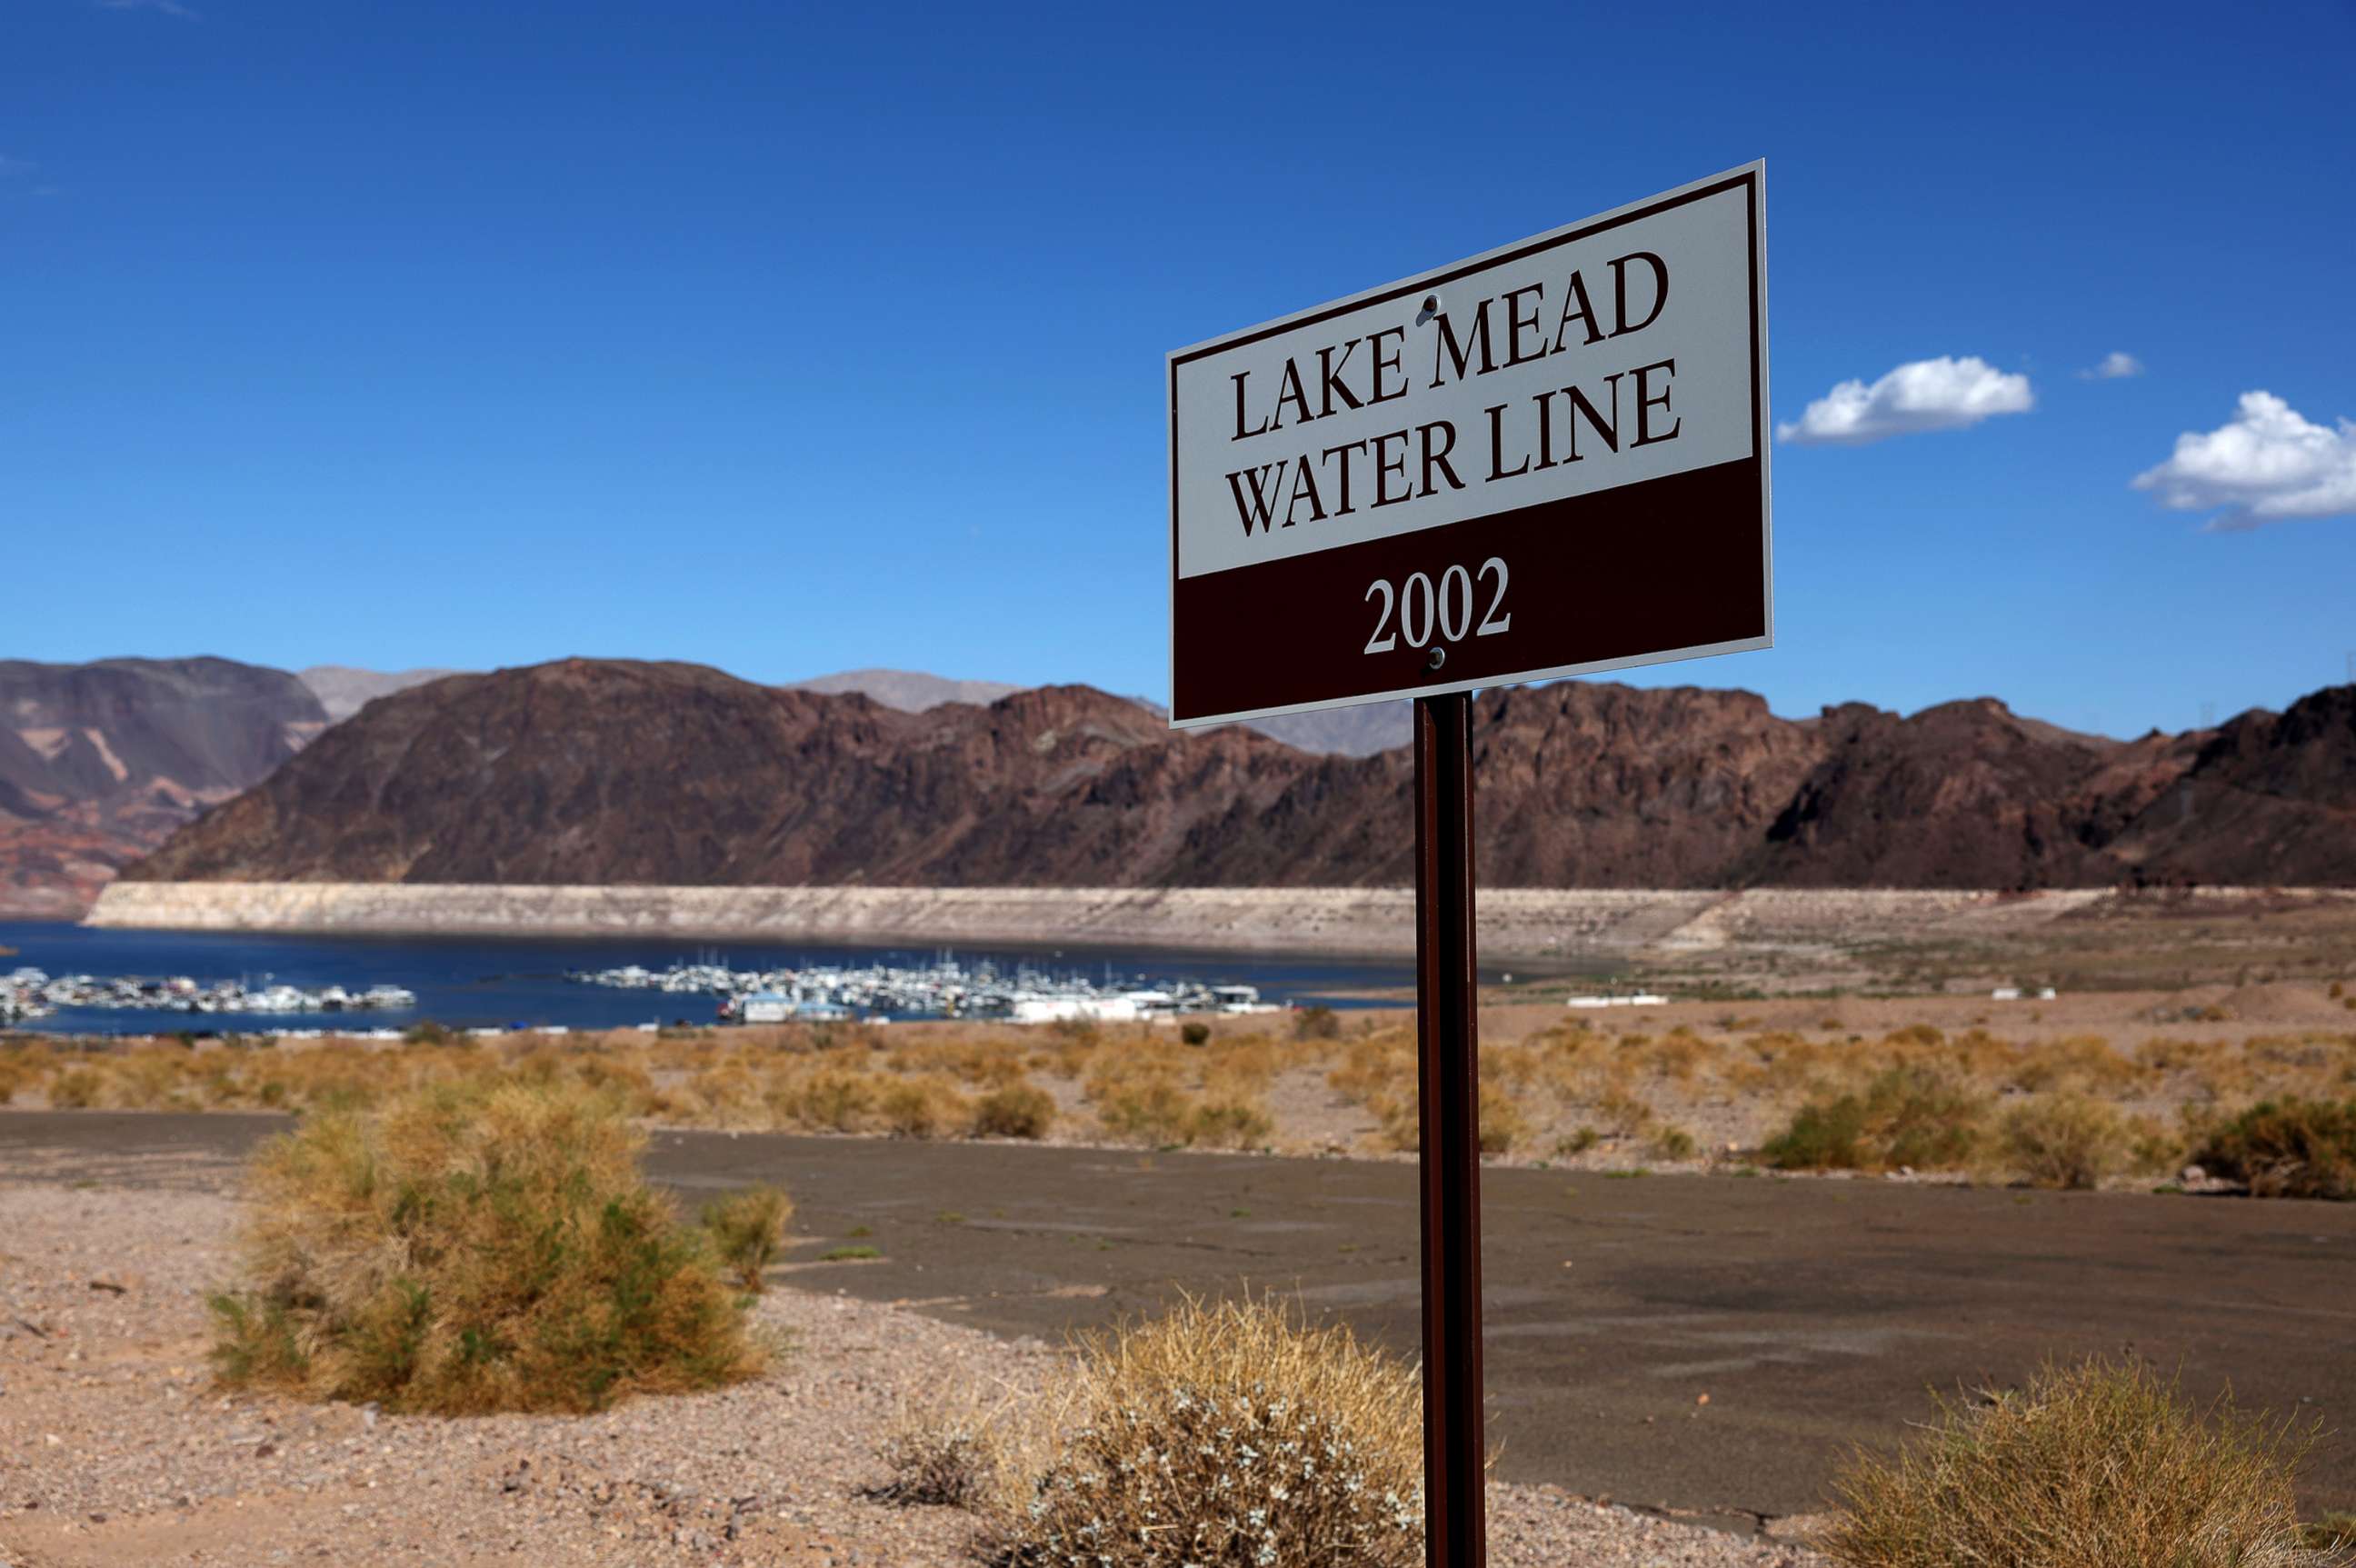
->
570, 955, 1283, 1024
0, 922, 1464, 1037
4, 968, 415, 1024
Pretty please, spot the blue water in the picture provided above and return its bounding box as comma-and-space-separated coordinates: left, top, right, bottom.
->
0, 921, 1492, 1036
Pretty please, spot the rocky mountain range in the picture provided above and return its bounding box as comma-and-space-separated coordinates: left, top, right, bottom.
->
307, 662, 1415, 757
117, 657, 2356, 894
0, 658, 327, 917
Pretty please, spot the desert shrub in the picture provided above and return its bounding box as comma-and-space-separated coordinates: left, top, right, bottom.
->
48, 1066, 105, 1109
877, 1408, 996, 1509
878, 1075, 973, 1138
1478, 1082, 1528, 1154
1723, 1029, 1837, 1099
1649, 1124, 1699, 1161
1179, 1021, 1212, 1047
2007, 1035, 2144, 1096
1763, 1066, 1984, 1172
1361, 1081, 1499, 1156
1555, 1126, 1602, 1156
1825, 1357, 2307, 1568
1327, 1033, 1415, 1106
892, 1034, 1029, 1090
1293, 1004, 1342, 1042
0, 1044, 58, 1104
515, 1046, 663, 1117
108, 1046, 199, 1109
767, 1067, 882, 1133
2126, 1114, 2184, 1176
1640, 1032, 1710, 1084
1187, 1096, 1273, 1149
685, 1060, 771, 1126
1095, 1076, 1200, 1146
1766, 1094, 1869, 1169
874, 1390, 1041, 1513
699, 1185, 793, 1293
1000, 1294, 1423, 1566
2190, 1098, 2356, 1200
2001, 1094, 2132, 1189
1592, 1087, 1656, 1135
1369, 1093, 1421, 1152
973, 1082, 1057, 1139
208, 1079, 763, 1414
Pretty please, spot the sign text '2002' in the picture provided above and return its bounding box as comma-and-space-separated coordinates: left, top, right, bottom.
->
1363, 558, 1512, 654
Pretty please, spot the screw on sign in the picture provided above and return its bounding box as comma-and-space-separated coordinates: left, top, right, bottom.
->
1165, 164, 1772, 1568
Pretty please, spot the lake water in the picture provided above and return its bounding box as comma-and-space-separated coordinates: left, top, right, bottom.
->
0, 921, 1517, 1036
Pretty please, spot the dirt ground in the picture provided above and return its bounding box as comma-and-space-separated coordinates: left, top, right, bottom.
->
5, 1111, 2354, 1538
0, 1175, 1824, 1568
1597, 885, 2356, 998
3, 898, 2351, 1562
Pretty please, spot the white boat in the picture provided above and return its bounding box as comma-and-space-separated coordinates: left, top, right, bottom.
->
1011, 994, 1143, 1024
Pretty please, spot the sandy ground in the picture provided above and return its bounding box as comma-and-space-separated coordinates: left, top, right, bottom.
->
0, 1177, 1827, 1568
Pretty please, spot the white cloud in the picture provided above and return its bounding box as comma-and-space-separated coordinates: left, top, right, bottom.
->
2080, 351, 2144, 381
1776, 355, 2034, 445
95, 0, 197, 15
2132, 392, 2356, 527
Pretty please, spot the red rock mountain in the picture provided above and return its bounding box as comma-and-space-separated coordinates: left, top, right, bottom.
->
0, 658, 327, 916
119, 658, 2356, 890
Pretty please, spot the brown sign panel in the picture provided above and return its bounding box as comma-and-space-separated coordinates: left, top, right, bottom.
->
1168, 165, 1770, 727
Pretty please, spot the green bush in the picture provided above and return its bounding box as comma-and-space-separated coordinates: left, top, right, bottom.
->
1827, 1357, 2308, 1568
1293, 1004, 1342, 1041
208, 1079, 763, 1414
1179, 1021, 1212, 1047
1763, 1065, 1983, 1172
2191, 1098, 2356, 1200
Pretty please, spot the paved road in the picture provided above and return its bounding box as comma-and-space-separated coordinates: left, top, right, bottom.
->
5, 1111, 2351, 1531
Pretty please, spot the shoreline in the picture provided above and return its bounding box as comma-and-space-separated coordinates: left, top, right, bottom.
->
77, 880, 2169, 962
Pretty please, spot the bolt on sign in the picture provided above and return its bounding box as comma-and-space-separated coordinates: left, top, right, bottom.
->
1167, 163, 1770, 727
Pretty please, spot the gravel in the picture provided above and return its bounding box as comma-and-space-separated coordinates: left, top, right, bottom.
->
0, 1174, 1827, 1566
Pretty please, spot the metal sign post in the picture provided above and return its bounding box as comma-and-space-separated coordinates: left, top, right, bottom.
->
1413, 690, 1484, 1568
1164, 162, 1771, 1568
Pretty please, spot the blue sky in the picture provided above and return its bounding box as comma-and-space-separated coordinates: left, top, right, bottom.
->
5, 0, 2351, 737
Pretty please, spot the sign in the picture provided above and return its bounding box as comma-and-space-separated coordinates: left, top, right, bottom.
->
1167, 163, 1770, 727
